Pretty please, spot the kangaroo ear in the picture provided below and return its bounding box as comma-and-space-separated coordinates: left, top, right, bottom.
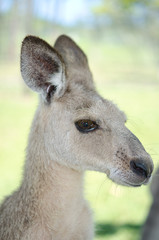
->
21, 36, 66, 103
54, 35, 94, 90
54, 35, 88, 69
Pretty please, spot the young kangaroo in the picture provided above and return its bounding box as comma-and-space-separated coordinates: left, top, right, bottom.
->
0, 35, 154, 240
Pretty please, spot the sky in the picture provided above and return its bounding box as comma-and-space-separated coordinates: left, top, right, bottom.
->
35, 0, 98, 25
1, 0, 101, 26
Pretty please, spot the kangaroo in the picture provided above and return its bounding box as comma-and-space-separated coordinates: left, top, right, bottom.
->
141, 167, 159, 240
0, 35, 154, 240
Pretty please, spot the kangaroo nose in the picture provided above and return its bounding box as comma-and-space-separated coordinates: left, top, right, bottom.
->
130, 160, 152, 179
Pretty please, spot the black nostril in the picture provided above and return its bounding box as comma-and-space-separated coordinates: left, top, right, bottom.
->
130, 160, 149, 178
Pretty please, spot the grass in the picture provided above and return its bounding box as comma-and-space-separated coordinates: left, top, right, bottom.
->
0, 40, 159, 240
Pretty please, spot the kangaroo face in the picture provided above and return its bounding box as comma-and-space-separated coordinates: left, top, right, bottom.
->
21, 35, 153, 188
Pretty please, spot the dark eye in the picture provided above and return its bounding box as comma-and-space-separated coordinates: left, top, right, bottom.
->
75, 119, 99, 133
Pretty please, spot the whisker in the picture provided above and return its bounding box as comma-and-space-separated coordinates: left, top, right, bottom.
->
94, 178, 107, 206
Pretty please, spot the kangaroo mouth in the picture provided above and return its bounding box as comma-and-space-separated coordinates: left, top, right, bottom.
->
126, 173, 152, 187
122, 177, 151, 187
107, 166, 152, 188
108, 175, 143, 187
122, 181, 142, 187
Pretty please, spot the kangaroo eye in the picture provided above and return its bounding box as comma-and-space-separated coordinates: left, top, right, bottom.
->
75, 119, 99, 133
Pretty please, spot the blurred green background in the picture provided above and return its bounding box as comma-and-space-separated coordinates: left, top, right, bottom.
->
0, 0, 159, 239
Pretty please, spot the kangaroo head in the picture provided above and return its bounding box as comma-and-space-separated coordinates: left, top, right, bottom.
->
21, 35, 153, 187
